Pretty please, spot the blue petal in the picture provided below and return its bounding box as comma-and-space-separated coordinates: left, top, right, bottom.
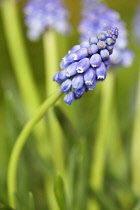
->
106, 38, 115, 46
68, 45, 80, 53
97, 41, 106, 49
88, 44, 98, 55
84, 67, 96, 85
103, 58, 110, 66
100, 49, 109, 60
74, 85, 86, 98
64, 91, 74, 105
72, 74, 84, 89
61, 79, 72, 93
53, 72, 61, 83
65, 62, 78, 77
80, 41, 90, 48
73, 48, 88, 61
97, 33, 106, 41
63, 53, 77, 65
86, 80, 96, 90
96, 62, 107, 81
89, 36, 98, 45
76, 58, 90, 73
58, 69, 67, 80
90, 54, 102, 67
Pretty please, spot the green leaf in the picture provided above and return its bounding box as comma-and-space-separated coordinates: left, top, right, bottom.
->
73, 138, 88, 210
28, 192, 35, 210
107, 173, 137, 209
88, 187, 119, 210
54, 106, 79, 145
133, 200, 140, 210
0, 202, 14, 210
54, 175, 67, 210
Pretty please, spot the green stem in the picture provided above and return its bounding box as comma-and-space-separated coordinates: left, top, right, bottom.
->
131, 65, 140, 195
7, 89, 63, 208
43, 31, 66, 210
1, 0, 50, 164
1, 0, 40, 115
108, 108, 127, 178
43, 31, 64, 173
43, 30, 59, 96
74, 137, 87, 210
88, 72, 115, 210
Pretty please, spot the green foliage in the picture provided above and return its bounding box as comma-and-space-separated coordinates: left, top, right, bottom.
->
0, 202, 14, 210
0, 0, 139, 210
54, 175, 67, 210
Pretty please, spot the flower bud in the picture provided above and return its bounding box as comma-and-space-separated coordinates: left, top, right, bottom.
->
64, 91, 74, 105
72, 74, 84, 89
90, 54, 102, 68
76, 58, 90, 73
61, 79, 72, 92
96, 62, 106, 81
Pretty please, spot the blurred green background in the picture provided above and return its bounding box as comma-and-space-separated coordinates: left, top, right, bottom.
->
0, 0, 140, 210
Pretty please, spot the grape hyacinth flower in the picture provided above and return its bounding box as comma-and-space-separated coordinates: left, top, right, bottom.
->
79, 0, 134, 67
24, 0, 71, 40
53, 28, 119, 105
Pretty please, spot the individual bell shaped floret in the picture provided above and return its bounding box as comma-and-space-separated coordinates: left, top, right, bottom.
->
24, 0, 71, 40
53, 28, 118, 105
79, 0, 134, 67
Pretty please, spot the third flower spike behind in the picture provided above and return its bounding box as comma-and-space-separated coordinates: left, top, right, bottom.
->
53, 28, 119, 105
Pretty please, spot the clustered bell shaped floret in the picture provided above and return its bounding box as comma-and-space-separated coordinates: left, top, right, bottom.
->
79, 0, 134, 67
53, 27, 119, 105
24, 0, 71, 40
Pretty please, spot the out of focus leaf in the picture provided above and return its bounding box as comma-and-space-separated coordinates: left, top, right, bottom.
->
54, 106, 79, 145
73, 138, 88, 210
0, 202, 14, 210
28, 192, 35, 210
133, 200, 140, 210
88, 187, 119, 210
106, 173, 137, 209
54, 175, 67, 210
67, 147, 78, 210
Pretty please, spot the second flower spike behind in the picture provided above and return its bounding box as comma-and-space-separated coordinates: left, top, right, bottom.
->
79, 0, 134, 68
53, 28, 119, 105
24, 0, 71, 40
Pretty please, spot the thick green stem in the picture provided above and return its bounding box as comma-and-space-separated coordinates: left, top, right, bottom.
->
131, 67, 140, 195
43, 30, 58, 96
74, 137, 87, 210
88, 72, 115, 210
108, 108, 127, 178
43, 31, 65, 174
7, 89, 63, 208
1, 0, 40, 115
43, 31, 66, 210
1, 0, 50, 161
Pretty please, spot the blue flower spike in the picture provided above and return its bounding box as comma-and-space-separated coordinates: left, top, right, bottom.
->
79, 0, 134, 67
53, 28, 119, 105
24, 0, 71, 40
